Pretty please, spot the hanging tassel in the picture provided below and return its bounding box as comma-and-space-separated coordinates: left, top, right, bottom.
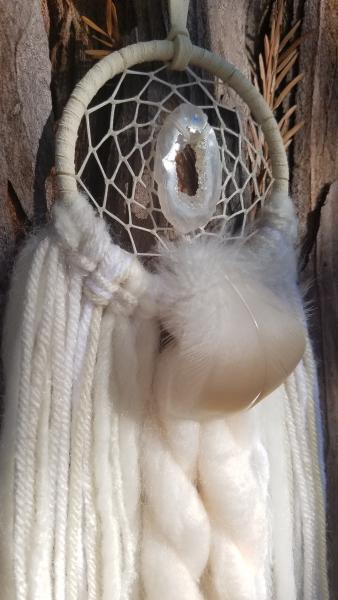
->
0, 193, 154, 600
0, 191, 328, 599
0, 233, 49, 600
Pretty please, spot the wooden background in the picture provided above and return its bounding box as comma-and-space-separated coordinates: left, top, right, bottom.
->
0, 0, 337, 595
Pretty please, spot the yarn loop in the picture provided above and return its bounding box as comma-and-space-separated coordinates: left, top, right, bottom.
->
53, 194, 145, 315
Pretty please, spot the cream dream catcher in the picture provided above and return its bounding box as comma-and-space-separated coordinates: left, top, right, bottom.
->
0, 1, 329, 599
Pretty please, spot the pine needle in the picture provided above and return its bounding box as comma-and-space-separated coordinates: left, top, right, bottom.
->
248, 0, 306, 194
91, 35, 114, 49
85, 49, 112, 58
279, 20, 301, 52
273, 73, 303, 110
282, 120, 305, 144
275, 53, 299, 88
276, 49, 298, 75
82, 16, 110, 38
82, 1, 121, 58
106, 0, 113, 37
278, 104, 298, 134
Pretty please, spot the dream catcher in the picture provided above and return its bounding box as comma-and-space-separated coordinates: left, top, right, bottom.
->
0, 1, 328, 599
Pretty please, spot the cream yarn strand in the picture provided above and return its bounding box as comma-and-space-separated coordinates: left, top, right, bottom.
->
83, 373, 100, 600
54, 270, 83, 600
260, 386, 297, 600
303, 341, 328, 599
93, 309, 122, 600
66, 303, 102, 600
284, 342, 329, 599
15, 239, 56, 600
45, 256, 67, 589
285, 370, 315, 598
0, 235, 46, 600
112, 316, 142, 598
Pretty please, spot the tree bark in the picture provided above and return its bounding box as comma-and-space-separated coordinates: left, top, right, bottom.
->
292, 1, 338, 594
0, 0, 53, 306
0, 0, 337, 594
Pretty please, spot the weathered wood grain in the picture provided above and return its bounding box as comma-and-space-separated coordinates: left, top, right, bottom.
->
291, 1, 338, 594
0, 0, 53, 325
317, 181, 338, 598
0, 0, 337, 593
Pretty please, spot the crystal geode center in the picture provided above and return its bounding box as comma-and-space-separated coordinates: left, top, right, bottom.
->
154, 104, 222, 234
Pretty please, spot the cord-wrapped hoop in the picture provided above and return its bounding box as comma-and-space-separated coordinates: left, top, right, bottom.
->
55, 40, 289, 202
167, 28, 193, 70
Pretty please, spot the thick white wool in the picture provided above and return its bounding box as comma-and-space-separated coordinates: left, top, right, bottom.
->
0, 191, 328, 600
198, 413, 270, 599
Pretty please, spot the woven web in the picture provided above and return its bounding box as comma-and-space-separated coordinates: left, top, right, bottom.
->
75, 63, 273, 257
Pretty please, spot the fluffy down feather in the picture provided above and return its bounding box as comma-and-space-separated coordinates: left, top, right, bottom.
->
152, 193, 305, 417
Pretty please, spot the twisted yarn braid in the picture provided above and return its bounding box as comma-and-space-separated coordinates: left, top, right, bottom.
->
141, 349, 210, 600
198, 413, 270, 600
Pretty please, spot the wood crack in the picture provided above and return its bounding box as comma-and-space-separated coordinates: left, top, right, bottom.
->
7, 180, 31, 230
300, 182, 332, 272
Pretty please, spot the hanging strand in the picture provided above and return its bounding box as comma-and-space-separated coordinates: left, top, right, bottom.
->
112, 316, 142, 598
93, 309, 122, 600
284, 340, 329, 600
14, 237, 53, 600
303, 341, 329, 599
0, 235, 48, 599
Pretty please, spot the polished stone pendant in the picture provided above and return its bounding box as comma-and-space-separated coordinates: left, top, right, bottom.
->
154, 104, 222, 234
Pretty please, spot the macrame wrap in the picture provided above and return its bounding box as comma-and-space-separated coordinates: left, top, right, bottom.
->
0, 190, 328, 599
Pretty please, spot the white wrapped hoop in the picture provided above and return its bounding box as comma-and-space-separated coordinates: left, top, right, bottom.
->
55, 40, 289, 202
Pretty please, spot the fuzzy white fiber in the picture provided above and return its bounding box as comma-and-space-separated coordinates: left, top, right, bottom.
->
0, 191, 328, 599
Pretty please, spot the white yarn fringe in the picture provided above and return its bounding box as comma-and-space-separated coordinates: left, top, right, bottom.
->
0, 192, 328, 599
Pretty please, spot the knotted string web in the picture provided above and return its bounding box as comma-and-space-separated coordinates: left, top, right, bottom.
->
75, 63, 273, 257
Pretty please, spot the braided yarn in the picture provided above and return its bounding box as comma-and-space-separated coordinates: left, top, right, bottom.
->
141, 351, 210, 599
198, 414, 270, 600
